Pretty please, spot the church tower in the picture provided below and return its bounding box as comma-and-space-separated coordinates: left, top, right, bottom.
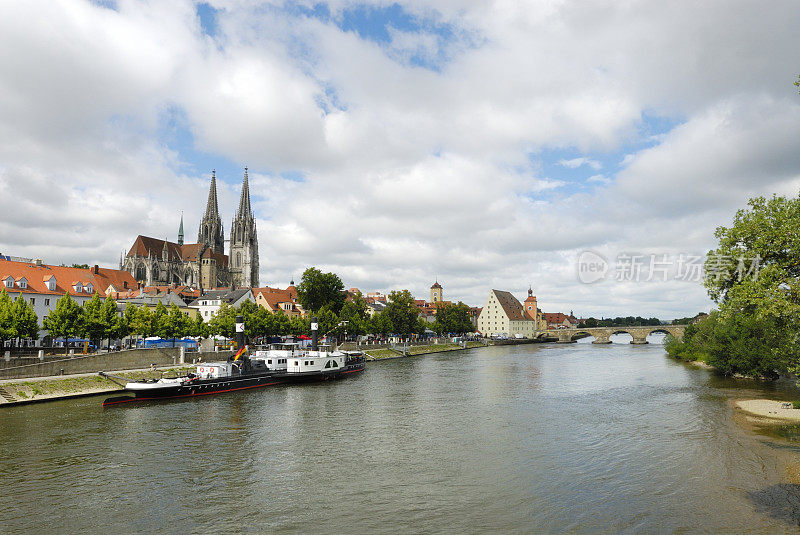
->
178, 212, 184, 246
197, 170, 225, 255
229, 167, 259, 288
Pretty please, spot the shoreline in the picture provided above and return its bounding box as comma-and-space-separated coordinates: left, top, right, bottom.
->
733, 399, 800, 423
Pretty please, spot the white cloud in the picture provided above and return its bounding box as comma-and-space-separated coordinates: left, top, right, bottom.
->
1, 0, 799, 319
560, 158, 602, 171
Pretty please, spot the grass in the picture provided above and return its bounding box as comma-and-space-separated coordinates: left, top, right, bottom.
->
364, 349, 402, 360
2, 365, 196, 402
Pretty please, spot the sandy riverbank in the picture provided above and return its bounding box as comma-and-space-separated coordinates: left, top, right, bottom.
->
734, 399, 800, 423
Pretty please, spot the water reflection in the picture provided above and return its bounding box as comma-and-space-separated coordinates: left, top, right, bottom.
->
2, 344, 800, 533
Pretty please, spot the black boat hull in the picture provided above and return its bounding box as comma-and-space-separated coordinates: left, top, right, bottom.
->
102, 363, 365, 406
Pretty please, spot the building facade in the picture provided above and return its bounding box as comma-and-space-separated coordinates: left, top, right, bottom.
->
122, 169, 259, 290
476, 289, 537, 338
0, 259, 138, 343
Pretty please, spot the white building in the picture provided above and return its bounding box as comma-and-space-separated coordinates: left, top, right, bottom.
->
0, 258, 139, 344
189, 288, 255, 321
476, 289, 537, 338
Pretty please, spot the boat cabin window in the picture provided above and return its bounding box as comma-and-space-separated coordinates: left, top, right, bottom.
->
268, 359, 272, 364
294, 361, 298, 366
331, 361, 338, 368
311, 361, 314, 365
325, 361, 331, 369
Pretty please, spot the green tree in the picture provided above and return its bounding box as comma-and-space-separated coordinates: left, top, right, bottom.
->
159, 304, 192, 345
289, 315, 309, 337
296, 267, 345, 314
82, 293, 106, 348
43, 293, 84, 354
435, 302, 473, 334
668, 193, 800, 377
339, 293, 369, 336
273, 311, 291, 336
208, 302, 236, 338
120, 302, 138, 344
131, 305, 156, 341
384, 290, 421, 337
12, 296, 39, 343
101, 296, 120, 347
316, 305, 341, 338
190, 313, 208, 339
0, 289, 15, 348
369, 311, 393, 336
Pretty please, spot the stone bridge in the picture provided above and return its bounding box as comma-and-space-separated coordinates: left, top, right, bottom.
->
541, 325, 686, 345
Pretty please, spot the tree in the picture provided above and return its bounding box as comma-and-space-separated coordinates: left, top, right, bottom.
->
100, 296, 119, 347
435, 302, 473, 334
82, 293, 106, 347
0, 289, 15, 349
339, 293, 369, 336
273, 311, 291, 336
12, 296, 39, 344
43, 293, 84, 354
208, 302, 236, 338
131, 305, 156, 341
316, 304, 341, 338
159, 304, 192, 345
120, 302, 138, 344
368, 311, 393, 336
190, 313, 208, 339
667, 193, 800, 377
296, 267, 345, 314
289, 315, 309, 337
384, 290, 421, 337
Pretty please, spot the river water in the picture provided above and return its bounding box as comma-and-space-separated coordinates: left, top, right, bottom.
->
3, 337, 800, 533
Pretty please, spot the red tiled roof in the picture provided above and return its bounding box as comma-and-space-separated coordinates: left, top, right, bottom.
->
253, 286, 302, 313
0, 260, 138, 297
127, 235, 228, 267
543, 312, 575, 325
492, 290, 532, 321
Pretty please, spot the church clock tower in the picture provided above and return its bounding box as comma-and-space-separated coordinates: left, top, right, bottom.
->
229, 167, 259, 288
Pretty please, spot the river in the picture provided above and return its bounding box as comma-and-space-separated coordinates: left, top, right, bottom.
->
3, 336, 800, 533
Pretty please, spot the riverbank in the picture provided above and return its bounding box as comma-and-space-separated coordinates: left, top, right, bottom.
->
0, 366, 194, 406
364, 341, 486, 360
734, 399, 800, 423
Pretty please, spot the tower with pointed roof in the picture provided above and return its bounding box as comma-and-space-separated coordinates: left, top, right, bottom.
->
178, 212, 184, 246
430, 280, 443, 303
229, 167, 259, 288
198, 170, 225, 255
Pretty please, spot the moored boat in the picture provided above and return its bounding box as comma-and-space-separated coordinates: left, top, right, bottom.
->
100, 316, 364, 406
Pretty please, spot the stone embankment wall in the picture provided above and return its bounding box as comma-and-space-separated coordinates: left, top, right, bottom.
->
0, 348, 235, 380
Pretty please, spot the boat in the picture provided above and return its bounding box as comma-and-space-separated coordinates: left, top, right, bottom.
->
100, 318, 365, 406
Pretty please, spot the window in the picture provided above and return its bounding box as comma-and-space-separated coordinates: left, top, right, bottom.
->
294, 361, 298, 366
85, 283, 93, 293
325, 361, 331, 368
30, 298, 35, 305
310, 361, 314, 365
45, 299, 50, 306
3, 277, 12, 288
331, 361, 338, 368
18, 278, 27, 289
267, 359, 272, 364
304, 361, 308, 365
46, 278, 56, 291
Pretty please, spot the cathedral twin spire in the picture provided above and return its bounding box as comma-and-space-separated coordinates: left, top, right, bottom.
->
195, 168, 259, 288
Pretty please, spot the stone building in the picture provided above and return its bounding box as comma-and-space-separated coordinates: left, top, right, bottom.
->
122, 170, 259, 290
476, 289, 537, 338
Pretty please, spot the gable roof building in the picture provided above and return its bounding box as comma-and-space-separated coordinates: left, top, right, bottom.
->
476, 289, 537, 338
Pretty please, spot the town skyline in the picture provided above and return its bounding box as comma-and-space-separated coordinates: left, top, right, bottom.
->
1, 1, 799, 318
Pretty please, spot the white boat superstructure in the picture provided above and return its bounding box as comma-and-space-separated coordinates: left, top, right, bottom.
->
286, 346, 346, 374
253, 342, 302, 371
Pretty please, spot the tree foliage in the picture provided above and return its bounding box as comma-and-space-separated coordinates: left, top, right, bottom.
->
43, 293, 84, 350
667, 193, 800, 378
296, 267, 345, 314
434, 302, 474, 334
384, 290, 422, 336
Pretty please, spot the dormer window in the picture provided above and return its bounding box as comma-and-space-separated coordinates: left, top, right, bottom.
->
3, 276, 13, 288
17, 278, 27, 289
73, 282, 83, 293
85, 283, 93, 293
44, 276, 56, 292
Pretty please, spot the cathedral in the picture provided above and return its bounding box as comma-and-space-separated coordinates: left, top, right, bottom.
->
122, 169, 259, 290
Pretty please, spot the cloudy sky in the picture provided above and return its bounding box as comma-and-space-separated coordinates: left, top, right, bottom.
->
1, 0, 799, 319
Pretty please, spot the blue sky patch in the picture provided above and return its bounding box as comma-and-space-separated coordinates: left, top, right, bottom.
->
196, 3, 219, 38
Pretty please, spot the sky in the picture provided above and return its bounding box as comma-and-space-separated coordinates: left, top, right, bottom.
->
1, 0, 799, 319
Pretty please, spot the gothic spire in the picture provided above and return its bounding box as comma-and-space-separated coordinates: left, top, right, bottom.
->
236, 167, 252, 219
204, 170, 220, 220
178, 211, 184, 246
